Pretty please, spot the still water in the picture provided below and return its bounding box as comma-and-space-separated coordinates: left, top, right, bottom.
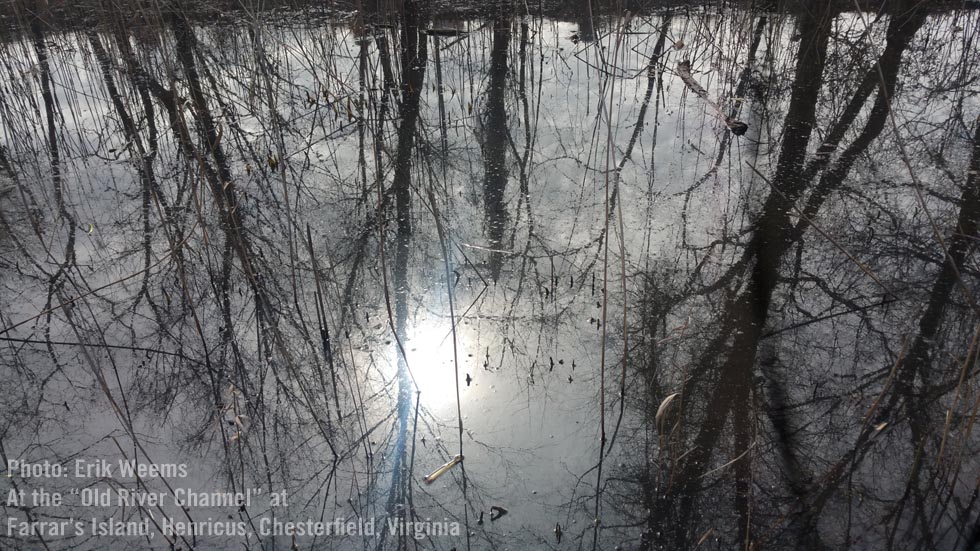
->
1, 2, 979, 550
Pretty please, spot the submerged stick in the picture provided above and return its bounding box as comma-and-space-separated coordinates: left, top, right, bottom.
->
423, 454, 464, 484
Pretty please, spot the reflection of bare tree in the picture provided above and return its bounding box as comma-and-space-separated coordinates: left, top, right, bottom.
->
482, 10, 511, 282
893, 115, 980, 539
378, 1, 428, 548
1, 4, 979, 551
629, 3, 963, 549
30, 16, 78, 378
576, 0, 595, 44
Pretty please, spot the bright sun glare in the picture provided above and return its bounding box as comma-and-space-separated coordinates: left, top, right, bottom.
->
399, 320, 466, 409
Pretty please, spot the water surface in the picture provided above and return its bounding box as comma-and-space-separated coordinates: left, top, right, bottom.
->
1, 2, 979, 550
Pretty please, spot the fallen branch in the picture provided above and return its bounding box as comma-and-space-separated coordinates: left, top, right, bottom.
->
677, 60, 748, 135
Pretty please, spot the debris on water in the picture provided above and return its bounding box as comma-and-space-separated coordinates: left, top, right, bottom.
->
696, 528, 715, 546
677, 60, 748, 135
465, 373, 472, 386
549, 356, 555, 371
567, 375, 573, 383
477, 511, 484, 525
656, 393, 681, 437
490, 505, 508, 521
423, 454, 463, 484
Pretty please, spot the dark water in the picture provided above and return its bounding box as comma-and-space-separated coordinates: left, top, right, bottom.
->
1, 2, 979, 550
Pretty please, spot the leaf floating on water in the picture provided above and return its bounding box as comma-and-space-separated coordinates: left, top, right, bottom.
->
423, 454, 463, 484
729, 121, 748, 136
873, 422, 888, 433
490, 505, 508, 521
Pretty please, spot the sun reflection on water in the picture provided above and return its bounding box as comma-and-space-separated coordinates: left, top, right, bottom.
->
399, 319, 466, 411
